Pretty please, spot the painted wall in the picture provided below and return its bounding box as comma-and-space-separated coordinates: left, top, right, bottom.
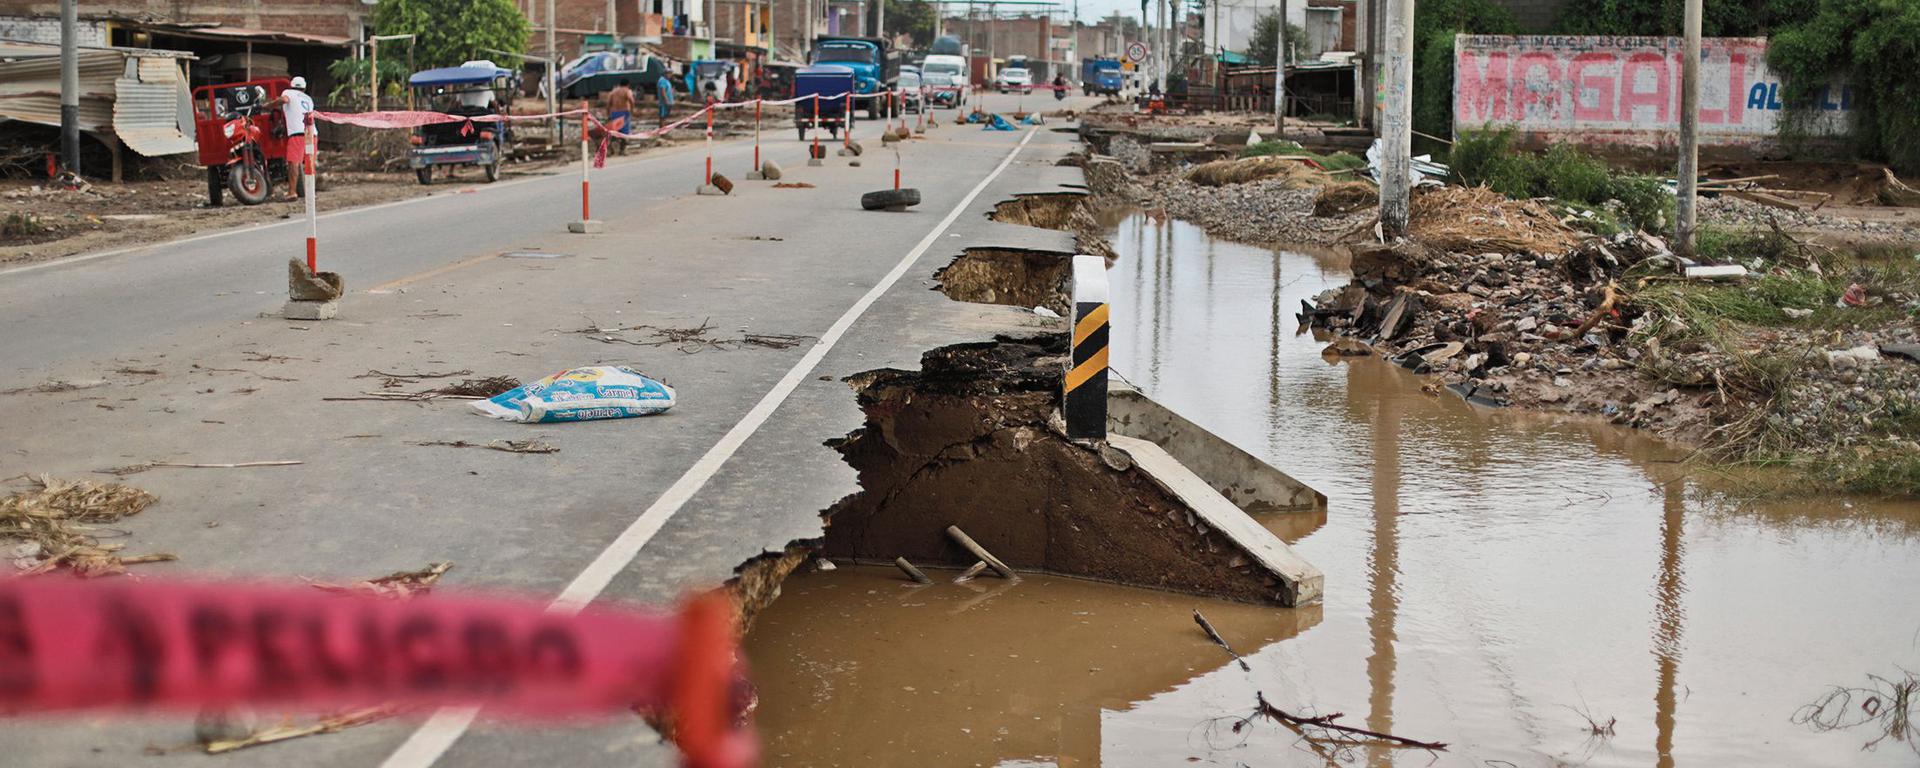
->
1453, 35, 1852, 148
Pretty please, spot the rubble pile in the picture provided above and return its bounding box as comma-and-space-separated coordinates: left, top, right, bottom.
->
1138, 175, 1373, 246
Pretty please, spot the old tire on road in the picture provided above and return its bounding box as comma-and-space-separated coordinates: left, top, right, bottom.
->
860, 188, 921, 211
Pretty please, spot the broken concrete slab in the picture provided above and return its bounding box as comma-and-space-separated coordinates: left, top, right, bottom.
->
567, 219, 604, 234
1108, 385, 1325, 513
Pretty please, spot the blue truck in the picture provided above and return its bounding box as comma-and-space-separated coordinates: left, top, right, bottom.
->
809, 36, 900, 119
1080, 57, 1123, 96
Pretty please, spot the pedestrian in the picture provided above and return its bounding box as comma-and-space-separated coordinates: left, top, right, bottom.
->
268, 76, 314, 202
656, 72, 676, 128
1052, 73, 1067, 101
606, 78, 636, 154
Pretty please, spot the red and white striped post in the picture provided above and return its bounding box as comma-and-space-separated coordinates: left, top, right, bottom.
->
696, 99, 724, 195
303, 114, 317, 273
808, 94, 823, 166
752, 98, 761, 174
917, 87, 927, 133
569, 102, 602, 233
843, 91, 853, 150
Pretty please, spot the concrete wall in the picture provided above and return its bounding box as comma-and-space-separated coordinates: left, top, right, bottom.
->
1454, 34, 1853, 149
0, 0, 368, 40
0, 14, 107, 46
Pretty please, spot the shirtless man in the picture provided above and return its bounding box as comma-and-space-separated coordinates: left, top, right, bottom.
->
605, 79, 636, 154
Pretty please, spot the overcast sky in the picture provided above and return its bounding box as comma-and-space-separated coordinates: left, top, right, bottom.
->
940, 0, 1280, 28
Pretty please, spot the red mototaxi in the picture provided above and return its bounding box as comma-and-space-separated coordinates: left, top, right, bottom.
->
191, 77, 294, 205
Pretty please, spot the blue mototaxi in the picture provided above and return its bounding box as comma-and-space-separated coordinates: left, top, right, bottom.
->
406, 63, 518, 184
792, 65, 855, 142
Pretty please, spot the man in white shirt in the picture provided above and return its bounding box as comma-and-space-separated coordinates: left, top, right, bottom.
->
270, 76, 315, 201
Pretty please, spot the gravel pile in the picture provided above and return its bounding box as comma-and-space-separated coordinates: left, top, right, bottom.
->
1699, 195, 1920, 239
1137, 175, 1372, 247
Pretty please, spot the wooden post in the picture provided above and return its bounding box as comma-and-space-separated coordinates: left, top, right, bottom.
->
946, 526, 1018, 580
1675, 0, 1702, 258
1378, 0, 1414, 238
894, 557, 931, 584
369, 36, 378, 112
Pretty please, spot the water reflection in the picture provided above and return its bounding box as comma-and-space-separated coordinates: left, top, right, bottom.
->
745, 213, 1920, 768
1106, 213, 1920, 767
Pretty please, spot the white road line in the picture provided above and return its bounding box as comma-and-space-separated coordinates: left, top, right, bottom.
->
377, 127, 1038, 768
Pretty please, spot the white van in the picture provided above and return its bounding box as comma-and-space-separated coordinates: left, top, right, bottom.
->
920, 54, 970, 108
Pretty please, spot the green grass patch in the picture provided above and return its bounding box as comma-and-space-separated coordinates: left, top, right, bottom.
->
1238, 141, 1367, 172
1448, 130, 1674, 233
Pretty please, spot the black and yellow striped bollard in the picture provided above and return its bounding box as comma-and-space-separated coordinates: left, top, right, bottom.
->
1065, 254, 1110, 440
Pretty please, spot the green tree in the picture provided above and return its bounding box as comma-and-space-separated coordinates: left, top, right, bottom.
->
1412, 0, 1519, 137
883, 0, 937, 47
1769, 0, 1920, 173
371, 0, 531, 70
1247, 13, 1305, 66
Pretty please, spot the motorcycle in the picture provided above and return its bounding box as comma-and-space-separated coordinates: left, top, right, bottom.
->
213, 84, 297, 206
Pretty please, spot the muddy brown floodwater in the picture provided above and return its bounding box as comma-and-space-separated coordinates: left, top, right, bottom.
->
745, 212, 1920, 767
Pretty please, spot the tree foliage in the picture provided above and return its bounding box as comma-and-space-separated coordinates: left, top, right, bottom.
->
1247, 13, 1306, 66
1768, 0, 1920, 174
1412, 0, 1520, 137
371, 0, 531, 71
883, 0, 937, 47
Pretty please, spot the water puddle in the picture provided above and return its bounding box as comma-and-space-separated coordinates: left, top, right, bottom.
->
746, 212, 1920, 767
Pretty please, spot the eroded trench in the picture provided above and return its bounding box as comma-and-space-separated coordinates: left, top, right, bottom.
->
722, 188, 1315, 764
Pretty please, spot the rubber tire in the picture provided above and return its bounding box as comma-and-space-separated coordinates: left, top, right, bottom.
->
206, 166, 224, 207
860, 188, 921, 211
226, 149, 270, 206
416, 166, 432, 185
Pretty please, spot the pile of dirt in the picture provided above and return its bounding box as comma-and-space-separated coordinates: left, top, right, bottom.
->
1408, 186, 1584, 255
1313, 181, 1378, 216
1184, 155, 1329, 188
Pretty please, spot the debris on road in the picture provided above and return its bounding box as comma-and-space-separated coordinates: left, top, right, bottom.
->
415, 439, 559, 454
324, 375, 519, 402
472, 366, 675, 423
861, 188, 921, 211
1, 475, 171, 576
201, 702, 400, 754
579, 319, 810, 352
103, 460, 304, 476
2, 379, 108, 395
773, 182, 815, 189
308, 561, 454, 599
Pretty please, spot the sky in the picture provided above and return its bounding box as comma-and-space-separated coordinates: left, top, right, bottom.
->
935, 0, 1282, 29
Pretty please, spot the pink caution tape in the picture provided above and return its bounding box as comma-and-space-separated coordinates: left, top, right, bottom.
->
0, 576, 752, 746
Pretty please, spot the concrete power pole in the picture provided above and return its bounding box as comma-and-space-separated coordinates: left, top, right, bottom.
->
1154, 0, 1165, 91
1378, 0, 1413, 238
547, 0, 560, 140
59, 0, 78, 176
607, 0, 618, 34
1274, 0, 1285, 131
1675, 0, 1702, 257
876, 0, 885, 41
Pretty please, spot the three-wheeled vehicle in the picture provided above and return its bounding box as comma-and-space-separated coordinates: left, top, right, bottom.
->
685, 60, 738, 103
793, 65, 855, 141
407, 63, 518, 184
192, 77, 296, 206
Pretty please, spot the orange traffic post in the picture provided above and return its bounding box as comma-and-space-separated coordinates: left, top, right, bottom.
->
303, 114, 317, 273
284, 112, 338, 321
696, 100, 723, 195
751, 98, 762, 176
808, 94, 823, 166
843, 91, 853, 149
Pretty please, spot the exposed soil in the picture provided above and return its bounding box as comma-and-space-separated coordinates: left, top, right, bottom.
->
933, 247, 1074, 314
985, 191, 1117, 258
820, 339, 1297, 605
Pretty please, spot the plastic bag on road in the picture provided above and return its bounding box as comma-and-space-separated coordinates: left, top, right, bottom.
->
472, 366, 675, 423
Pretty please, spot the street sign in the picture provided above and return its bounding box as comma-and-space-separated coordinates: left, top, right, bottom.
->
1125, 41, 1148, 63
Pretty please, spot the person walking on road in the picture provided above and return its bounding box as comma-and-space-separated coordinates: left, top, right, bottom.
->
269, 76, 314, 202
656, 73, 676, 128
606, 78, 636, 154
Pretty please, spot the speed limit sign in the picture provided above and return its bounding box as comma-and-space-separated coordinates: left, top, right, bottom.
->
1126, 41, 1148, 63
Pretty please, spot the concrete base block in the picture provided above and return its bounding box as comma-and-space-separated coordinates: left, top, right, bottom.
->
696, 184, 725, 196
281, 299, 338, 321
745, 171, 766, 180
807, 158, 824, 166
568, 219, 604, 234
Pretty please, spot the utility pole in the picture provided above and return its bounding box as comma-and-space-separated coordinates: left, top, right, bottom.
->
876, 0, 885, 40
1676, 0, 1701, 258
709, 0, 717, 55
607, 0, 618, 34
58, 0, 78, 177
1378, 0, 1413, 238
546, 0, 560, 139
1274, 0, 1284, 131
1154, 0, 1165, 92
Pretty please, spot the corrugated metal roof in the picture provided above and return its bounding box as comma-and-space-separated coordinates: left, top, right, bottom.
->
0, 48, 121, 129
1, 43, 197, 156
